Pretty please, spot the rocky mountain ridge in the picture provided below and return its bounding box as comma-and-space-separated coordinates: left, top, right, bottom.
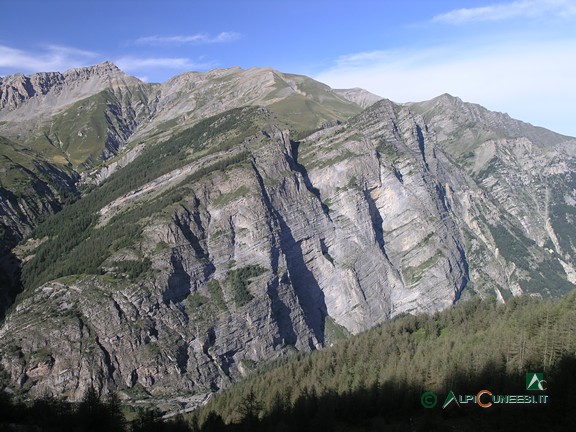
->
0, 61, 137, 115
0, 63, 365, 167
0, 62, 371, 310
0, 63, 575, 408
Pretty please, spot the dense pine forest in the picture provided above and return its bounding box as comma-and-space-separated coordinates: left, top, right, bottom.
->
2, 290, 576, 431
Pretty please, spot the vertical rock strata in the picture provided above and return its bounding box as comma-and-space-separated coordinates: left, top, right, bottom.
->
0, 100, 474, 400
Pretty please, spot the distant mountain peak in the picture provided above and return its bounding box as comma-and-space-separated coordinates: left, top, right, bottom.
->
64, 60, 122, 76
0, 61, 141, 117
61, 61, 134, 85
435, 93, 460, 102
334, 87, 383, 109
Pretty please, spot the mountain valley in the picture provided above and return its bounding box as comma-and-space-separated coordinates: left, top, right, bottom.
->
0, 62, 575, 407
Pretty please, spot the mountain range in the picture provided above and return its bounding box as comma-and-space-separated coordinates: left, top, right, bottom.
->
0, 62, 575, 406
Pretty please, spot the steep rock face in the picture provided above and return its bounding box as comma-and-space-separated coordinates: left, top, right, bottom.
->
410, 94, 576, 298
0, 102, 477, 400
299, 101, 470, 326
0, 72, 65, 112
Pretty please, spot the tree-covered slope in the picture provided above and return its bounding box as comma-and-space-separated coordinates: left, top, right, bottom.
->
191, 290, 576, 431
19, 106, 268, 290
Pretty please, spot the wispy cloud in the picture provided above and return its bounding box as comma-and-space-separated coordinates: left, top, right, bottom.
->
0, 44, 99, 73
0, 44, 219, 81
333, 48, 442, 70
115, 56, 215, 72
135, 32, 240, 46
433, 0, 576, 24
315, 37, 576, 136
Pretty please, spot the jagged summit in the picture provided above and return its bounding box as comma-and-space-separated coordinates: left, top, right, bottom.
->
0, 60, 122, 79
0, 61, 128, 89
409, 92, 574, 149
0, 61, 141, 118
61, 60, 128, 81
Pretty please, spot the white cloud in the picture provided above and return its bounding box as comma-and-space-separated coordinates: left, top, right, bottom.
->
315, 38, 576, 136
0, 44, 219, 82
433, 0, 576, 24
0, 44, 99, 73
135, 32, 240, 46
115, 56, 215, 73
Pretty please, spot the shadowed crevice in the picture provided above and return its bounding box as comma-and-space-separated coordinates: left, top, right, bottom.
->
288, 139, 331, 217
251, 160, 327, 346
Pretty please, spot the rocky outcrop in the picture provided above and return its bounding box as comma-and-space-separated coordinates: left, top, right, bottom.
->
81, 144, 146, 185
334, 88, 383, 109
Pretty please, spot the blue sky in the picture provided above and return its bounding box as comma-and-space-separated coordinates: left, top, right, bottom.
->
1, 0, 575, 136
